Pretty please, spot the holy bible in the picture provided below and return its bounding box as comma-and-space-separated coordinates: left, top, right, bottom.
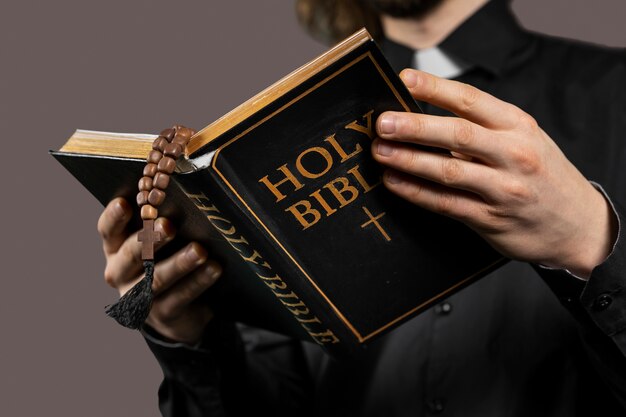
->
52, 29, 506, 357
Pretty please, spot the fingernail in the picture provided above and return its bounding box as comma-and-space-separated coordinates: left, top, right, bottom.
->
155, 219, 174, 241
400, 70, 417, 88
376, 140, 395, 157
385, 171, 403, 185
206, 262, 222, 280
113, 200, 126, 219
379, 116, 395, 135
186, 245, 206, 266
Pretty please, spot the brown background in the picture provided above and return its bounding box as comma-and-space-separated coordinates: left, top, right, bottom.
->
1, 0, 624, 415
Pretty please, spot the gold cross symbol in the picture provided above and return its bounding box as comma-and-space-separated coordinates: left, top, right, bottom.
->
138, 219, 162, 260
360, 206, 391, 242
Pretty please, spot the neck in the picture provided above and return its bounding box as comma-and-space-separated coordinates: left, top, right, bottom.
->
381, 0, 489, 49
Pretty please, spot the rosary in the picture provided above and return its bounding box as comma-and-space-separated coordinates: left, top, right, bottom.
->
105, 125, 195, 330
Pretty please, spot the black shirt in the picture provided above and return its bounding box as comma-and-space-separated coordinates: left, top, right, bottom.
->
145, 1, 626, 416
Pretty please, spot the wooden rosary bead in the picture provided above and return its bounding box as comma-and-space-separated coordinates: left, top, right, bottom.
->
163, 142, 183, 158
137, 125, 194, 263
152, 137, 169, 151
136, 190, 149, 206
160, 128, 176, 141
147, 149, 163, 164
173, 134, 189, 146
153, 172, 170, 190
141, 204, 158, 220
143, 163, 158, 177
157, 156, 177, 174
138, 176, 153, 191
177, 127, 193, 138
148, 188, 166, 206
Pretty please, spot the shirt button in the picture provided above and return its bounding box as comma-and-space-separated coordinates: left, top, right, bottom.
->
593, 294, 613, 311
434, 302, 452, 315
427, 398, 446, 414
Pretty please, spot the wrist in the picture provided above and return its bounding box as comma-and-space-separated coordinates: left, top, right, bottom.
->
553, 184, 618, 278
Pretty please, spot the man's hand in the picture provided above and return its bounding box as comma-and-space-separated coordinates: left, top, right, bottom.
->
97, 197, 221, 344
373, 69, 617, 278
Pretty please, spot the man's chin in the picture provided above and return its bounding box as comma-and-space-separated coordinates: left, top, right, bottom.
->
364, 0, 444, 18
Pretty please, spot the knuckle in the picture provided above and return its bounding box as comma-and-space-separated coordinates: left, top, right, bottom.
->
452, 121, 475, 149
509, 146, 541, 175
405, 148, 423, 170
435, 193, 457, 216
459, 85, 481, 113
396, 114, 426, 140
502, 180, 535, 204
103, 266, 116, 288
411, 116, 427, 137
518, 112, 539, 130
441, 157, 464, 185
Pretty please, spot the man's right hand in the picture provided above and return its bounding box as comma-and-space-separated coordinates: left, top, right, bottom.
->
97, 197, 221, 345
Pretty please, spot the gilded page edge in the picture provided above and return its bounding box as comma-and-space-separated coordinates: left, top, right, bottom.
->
188, 28, 373, 155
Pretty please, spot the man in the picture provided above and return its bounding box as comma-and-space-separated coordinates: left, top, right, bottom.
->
98, 0, 626, 415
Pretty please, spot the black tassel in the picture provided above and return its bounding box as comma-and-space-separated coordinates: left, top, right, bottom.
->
105, 261, 155, 330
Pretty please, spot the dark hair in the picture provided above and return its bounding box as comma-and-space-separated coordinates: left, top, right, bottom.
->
295, 0, 383, 45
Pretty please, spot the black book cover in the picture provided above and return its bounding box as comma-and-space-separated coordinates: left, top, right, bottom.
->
52, 29, 507, 357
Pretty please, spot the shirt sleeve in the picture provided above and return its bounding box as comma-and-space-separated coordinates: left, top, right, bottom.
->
142, 321, 314, 417
533, 198, 626, 407
142, 320, 241, 417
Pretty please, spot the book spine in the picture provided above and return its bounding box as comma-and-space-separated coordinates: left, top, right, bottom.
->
174, 170, 353, 352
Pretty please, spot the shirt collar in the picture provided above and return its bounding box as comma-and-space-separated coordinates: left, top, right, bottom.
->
379, 0, 533, 77
412, 47, 472, 79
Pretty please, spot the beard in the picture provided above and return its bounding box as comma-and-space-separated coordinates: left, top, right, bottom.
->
363, 0, 445, 18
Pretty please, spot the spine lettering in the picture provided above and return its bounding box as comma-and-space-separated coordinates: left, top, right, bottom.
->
184, 190, 339, 345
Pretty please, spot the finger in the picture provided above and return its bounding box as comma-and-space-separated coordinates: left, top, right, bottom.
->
382, 168, 487, 223
376, 112, 506, 164
152, 243, 208, 296
104, 218, 175, 289
98, 198, 132, 256
399, 69, 523, 129
372, 138, 502, 200
145, 303, 214, 343
153, 261, 222, 320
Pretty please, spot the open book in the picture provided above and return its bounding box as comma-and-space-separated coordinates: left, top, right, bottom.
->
52, 29, 506, 357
